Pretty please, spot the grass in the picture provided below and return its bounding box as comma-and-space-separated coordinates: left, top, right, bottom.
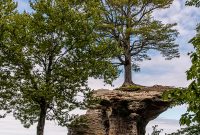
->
115, 85, 143, 91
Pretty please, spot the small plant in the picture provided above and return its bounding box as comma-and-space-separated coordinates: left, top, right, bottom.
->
115, 85, 143, 91
68, 115, 89, 134
168, 124, 200, 135
149, 125, 164, 135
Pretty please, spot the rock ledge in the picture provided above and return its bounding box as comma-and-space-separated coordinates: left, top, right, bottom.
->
68, 85, 172, 135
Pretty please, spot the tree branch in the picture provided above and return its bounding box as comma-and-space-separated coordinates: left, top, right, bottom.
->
131, 40, 146, 56
117, 55, 125, 65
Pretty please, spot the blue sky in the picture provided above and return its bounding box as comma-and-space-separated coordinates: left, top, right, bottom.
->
14, 0, 31, 13
1, 0, 200, 134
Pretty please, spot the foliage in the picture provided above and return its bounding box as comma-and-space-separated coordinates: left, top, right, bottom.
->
164, 0, 200, 134
186, 0, 200, 7
183, 1, 200, 126
164, 33, 200, 134
166, 31, 200, 134
115, 85, 143, 91
148, 125, 164, 135
0, 0, 17, 45
148, 124, 200, 135
0, 0, 119, 134
92, 0, 179, 85
168, 124, 200, 135
68, 115, 89, 134
0, 0, 17, 118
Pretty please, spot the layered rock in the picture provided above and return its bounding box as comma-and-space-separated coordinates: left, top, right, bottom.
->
68, 85, 172, 135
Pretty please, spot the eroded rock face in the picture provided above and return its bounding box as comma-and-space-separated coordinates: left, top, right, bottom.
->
68, 85, 171, 135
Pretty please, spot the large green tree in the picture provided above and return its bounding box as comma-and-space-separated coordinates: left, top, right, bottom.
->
0, 0, 118, 135
95, 0, 179, 86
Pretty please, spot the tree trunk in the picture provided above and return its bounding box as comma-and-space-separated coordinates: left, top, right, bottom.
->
37, 102, 47, 135
123, 49, 134, 86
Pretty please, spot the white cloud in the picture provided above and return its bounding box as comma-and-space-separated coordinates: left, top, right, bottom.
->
0, 110, 184, 135
153, 0, 200, 39
146, 118, 184, 134
89, 54, 191, 89
147, 105, 188, 134
0, 114, 67, 135
88, 77, 122, 90
134, 54, 191, 87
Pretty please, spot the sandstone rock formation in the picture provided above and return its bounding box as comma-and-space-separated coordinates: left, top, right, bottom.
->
68, 85, 172, 135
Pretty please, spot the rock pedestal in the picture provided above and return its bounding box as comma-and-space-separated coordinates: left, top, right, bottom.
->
68, 85, 171, 135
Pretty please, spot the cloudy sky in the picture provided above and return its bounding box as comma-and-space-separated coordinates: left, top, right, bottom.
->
1, 0, 200, 135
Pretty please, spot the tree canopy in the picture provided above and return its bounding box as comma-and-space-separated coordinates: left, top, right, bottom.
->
93, 0, 179, 86
0, 0, 119, 135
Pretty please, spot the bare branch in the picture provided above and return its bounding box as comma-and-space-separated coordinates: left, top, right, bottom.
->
117, 55, 125, 65
131, 2, 149, 18
131, 41, 146, 56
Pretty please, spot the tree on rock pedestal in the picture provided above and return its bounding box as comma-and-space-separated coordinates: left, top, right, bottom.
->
95, 0, 179, 86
